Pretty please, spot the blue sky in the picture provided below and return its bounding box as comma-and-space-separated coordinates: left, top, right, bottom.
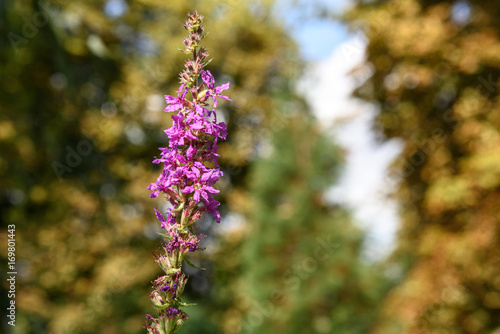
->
274, 0, 352, 61
279, 0, 402, 259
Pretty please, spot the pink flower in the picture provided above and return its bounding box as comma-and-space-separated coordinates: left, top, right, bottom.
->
181, 169, 221, 203
164, 84, 188, 112
201, 70, 231, 108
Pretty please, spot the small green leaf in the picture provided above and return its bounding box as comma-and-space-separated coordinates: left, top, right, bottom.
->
157, 232, 173, 241
183, 257, 205, 270
178, 301, 197, 307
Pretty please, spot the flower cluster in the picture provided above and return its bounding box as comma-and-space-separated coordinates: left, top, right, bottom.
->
145, 11, 229, 334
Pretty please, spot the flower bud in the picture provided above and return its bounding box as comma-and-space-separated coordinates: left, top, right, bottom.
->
149, 289, 165, 308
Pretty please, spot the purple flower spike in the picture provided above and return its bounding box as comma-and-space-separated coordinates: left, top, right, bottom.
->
146, 11, 229, 333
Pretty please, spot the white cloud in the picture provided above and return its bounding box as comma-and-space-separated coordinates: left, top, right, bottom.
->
298, 38, 402, 259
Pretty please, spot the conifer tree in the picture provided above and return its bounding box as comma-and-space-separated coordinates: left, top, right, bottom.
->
212, 93, 389, 333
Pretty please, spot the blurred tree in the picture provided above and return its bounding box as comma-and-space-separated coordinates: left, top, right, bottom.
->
0, 0, 303, 333
345, 0, 500, 332
210, 89, 390, 334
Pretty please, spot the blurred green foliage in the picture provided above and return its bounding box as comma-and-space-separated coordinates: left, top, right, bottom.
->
215, 115, 389, 334
346, 0, 500, 332
0, 0, 388, 333
210, 87, 390, 333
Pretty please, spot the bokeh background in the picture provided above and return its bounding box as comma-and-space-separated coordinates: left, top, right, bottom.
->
1, 0, 500, 333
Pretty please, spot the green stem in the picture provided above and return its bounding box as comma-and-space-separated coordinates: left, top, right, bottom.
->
172, 201, 185, 212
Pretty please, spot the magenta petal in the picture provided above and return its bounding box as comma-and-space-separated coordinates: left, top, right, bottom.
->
165, 95, 177, 103
215, 82, 230, 93
180, 85, 188, 100
177, 154, 187, 164
164, 105, 177, 112
193, 162, 205, 170
182, 185, 195, 193
201, 190, 209, 202
154, 208, 166, 223
195, 104, 209, 115
200, 174, 209, 183
178, 83, 187, 97
190, 122, 204, 130
186, 145, 196, 160
205, 186, 219, 194
201, 70, 214, 86
191, 167, 200, 178
193, 190, 201, 202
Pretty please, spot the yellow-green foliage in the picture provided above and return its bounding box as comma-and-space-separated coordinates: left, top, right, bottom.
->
346, 0, 500, 332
